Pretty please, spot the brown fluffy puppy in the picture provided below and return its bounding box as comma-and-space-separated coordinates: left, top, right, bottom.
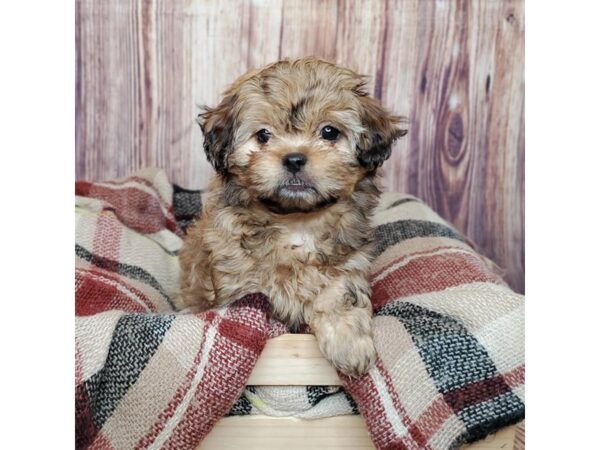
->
178, 57, 406, 376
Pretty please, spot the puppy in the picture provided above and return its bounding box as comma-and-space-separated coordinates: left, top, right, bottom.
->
178, 57, 406, 376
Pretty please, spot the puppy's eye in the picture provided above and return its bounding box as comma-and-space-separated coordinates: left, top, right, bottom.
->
256, 129, 271, 144
320, 126, 340, 141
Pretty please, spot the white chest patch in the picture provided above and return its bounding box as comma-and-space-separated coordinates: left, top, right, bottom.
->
290, 231, 310, 248
284, 227, 317, 253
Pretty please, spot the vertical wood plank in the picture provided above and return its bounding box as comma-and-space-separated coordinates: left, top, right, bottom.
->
483, 0, 525, 291
75, 0, 525, 292
76, 0, 140, 180
278, 0, 340, 61
188, 0, 248, 186
376, 0, 420, 194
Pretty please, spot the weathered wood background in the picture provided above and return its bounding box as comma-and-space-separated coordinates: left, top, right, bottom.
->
76, 0, 524, 293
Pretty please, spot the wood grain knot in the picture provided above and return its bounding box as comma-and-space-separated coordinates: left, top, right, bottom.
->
446, 113, 465, 161
420, 74, 427, 93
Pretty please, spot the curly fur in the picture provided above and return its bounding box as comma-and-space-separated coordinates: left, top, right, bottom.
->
178, 57, 406, 376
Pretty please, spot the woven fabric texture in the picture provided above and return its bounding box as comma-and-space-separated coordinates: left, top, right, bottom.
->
75, 169, 524, 449
342, 193, 525, 448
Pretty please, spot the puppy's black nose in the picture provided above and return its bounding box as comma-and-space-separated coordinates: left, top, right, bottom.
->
282, 153, 307, 174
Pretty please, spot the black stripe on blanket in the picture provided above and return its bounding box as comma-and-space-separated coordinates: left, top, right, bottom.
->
172, 185, 203, 234
377, 302, 524, 444
227, 393, 254, 416
342, 389, 360, 414
227, 386, 256, 416
84, 314, 175, 429
75, 244, 175, 309
374, 220, 467, 257
306, 386, 339, 406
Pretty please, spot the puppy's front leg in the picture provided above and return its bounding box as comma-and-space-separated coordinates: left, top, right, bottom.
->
308, 273, 376, 377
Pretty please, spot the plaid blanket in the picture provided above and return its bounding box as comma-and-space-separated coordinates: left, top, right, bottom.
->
75, 169, 524, 450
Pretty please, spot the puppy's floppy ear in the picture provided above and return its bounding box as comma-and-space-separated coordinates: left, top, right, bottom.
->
355, 93, 407, 171
197, 93, 238, 175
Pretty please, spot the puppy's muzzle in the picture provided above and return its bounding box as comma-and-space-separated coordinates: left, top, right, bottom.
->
282, 152, 307, 174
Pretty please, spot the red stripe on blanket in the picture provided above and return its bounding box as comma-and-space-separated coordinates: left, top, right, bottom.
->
75, 274, 146, 316
75, 268, 156, 316
75, 381, 99, 450
75, 180, 92, 197
370, 246, 462, 279
375, 359, 431, 450
92, 211, 122, 264
88, 431, 114, 450
160, 304, 270, 449
409, 396, 457, 445
103, 176, 171, 210
76, 345, 99, 449
134, 315, 215, 450
342, 365, 399, 450
503, 364, 525, 389
86, 184, 178, 235
443, 374, 512, 412
98, 176, 182, 237
371, 253, 502, 309
218, 318, 268, 354
161, 340, 263, 449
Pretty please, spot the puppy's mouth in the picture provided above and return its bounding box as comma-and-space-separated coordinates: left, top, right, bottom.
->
259, 177, 337, 215
279, 177, 316, 195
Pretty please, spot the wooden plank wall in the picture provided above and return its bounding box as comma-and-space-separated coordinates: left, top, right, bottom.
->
76, 0, 525, 293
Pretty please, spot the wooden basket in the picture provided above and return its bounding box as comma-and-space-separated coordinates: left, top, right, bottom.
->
199, 334, 516, 450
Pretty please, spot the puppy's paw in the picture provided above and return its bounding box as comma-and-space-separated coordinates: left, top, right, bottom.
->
320, 331, 376, 378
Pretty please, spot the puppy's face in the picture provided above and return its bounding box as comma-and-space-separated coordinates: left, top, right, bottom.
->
199, 58, 406, 214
